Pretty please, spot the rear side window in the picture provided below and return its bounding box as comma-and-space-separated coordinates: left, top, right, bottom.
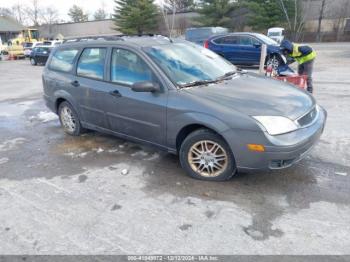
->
214, 36, 239, 45
239, 36, 254, 45
49, 49, 79, 72
77, 48, 106, 80
111, 48, 153, 85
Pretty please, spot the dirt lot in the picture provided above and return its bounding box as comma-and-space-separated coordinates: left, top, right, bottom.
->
0, 43, 349, 255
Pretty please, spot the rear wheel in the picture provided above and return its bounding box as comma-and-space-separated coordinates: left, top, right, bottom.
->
30, 58, 37, 66
179, 129, 236, 181
58, 101, 84, 136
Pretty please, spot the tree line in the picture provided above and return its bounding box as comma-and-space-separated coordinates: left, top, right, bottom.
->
0, 0, 110, 26
1, 0, 347, 42
114, 0, 341, 41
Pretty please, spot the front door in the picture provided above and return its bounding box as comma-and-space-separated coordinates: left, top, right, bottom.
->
238, 35, 261, 65
102, 48, 167, 146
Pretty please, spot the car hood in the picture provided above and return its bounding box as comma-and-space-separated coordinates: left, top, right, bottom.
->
182, 73, 315, 120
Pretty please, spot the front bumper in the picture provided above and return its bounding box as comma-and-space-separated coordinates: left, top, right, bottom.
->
222, 106, 327, 171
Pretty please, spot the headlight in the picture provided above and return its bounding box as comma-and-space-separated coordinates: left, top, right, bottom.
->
252, 116, 298, 135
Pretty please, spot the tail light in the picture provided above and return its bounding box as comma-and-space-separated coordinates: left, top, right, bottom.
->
204, 40, 209, 48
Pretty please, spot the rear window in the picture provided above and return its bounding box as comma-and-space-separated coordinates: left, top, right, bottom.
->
77, 48, 106, 80
49, 48, 79, 72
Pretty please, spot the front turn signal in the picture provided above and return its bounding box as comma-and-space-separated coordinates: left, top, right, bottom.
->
247, 144, 265, 152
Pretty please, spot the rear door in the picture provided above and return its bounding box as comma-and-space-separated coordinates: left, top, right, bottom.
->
74, 47, 109, 128
211, 35, 240, 64
44, 47, 80, 111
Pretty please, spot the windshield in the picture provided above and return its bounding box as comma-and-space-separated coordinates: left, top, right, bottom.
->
256, 34, 278, 45
143, 43, 236, 86
268, 32, 281, 37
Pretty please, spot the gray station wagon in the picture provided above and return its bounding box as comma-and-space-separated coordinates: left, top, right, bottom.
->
42, 35, 327, 181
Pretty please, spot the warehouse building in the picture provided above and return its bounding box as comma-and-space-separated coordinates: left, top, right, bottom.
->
0, 16, 25, 44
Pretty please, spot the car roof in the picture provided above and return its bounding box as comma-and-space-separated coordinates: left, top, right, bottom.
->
58, 35, 175, 50
208, 32, 268, 42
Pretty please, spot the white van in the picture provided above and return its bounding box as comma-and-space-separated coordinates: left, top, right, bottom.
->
267, 27, 285, 44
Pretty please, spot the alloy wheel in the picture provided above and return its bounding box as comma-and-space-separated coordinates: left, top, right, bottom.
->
267, 56, 280, 70
188, 140, 228, 177
60, 106, 76, 133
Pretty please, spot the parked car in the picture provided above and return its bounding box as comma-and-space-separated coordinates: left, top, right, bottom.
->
30, 46, 52, 65
42, 36, 326, 181
267, 27, 285, 44
42, 40, 63, 47
205, 32, 283, 68
185, 27, 229, 45
23, 41, 43, 57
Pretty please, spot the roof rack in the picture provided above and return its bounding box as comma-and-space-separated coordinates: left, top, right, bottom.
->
62, 35, 124, 43
62, 34, 173, 44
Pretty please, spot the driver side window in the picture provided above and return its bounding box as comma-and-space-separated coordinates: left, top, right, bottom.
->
111, 48, 154, 85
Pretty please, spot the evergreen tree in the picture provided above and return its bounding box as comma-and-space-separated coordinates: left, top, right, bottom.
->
94, 8, 108, 20
194, 0, 238, 29
68, 5, 88, 23
244, 0, 292, 31
113, 0, 159, 35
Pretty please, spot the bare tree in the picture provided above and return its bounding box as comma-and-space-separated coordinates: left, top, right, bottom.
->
334, 0, 350, 41
316, 0, 327, 42
42, 7, 59, 25
278, 0, 309, 41
0, 7, 13, 17
11, 4, 27, 24
160, 0, 193, 37
26, 0, 42, 25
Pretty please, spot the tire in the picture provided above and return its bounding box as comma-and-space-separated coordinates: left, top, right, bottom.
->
179, 129, 236, 181
58, 101, 84, 136
266, 54, 282, 70
30, 58, 37, 66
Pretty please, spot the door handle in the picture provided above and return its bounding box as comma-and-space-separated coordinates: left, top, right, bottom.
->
109, 90, 122, 98
71, 80, 80, 87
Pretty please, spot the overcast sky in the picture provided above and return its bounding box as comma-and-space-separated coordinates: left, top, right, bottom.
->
0, 0, 164, 22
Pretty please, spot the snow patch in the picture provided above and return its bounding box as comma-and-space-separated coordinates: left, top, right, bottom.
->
0, 157, 9, 165
131, 150, 149, 157
0, 138, 27, 152
37, 111, 58, 123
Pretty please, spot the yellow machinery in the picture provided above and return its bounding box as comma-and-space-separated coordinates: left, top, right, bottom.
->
9, 28, 42, 45
5, 29, 43, 58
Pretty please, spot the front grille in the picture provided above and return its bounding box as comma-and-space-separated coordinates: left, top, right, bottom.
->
270, 159, 295, 169
297, 107, 318, 127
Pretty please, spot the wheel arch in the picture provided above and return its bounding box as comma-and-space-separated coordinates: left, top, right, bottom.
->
175, 123, 231, 153
53, 90, 80, 116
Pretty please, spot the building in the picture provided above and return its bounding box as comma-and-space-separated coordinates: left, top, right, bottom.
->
302, 0, 350, 41
0, 16, 25, 44
37, 19, 121, 40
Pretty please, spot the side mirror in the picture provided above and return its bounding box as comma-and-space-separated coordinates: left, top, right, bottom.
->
253, 43, 261, 48
131, 81, 160, 93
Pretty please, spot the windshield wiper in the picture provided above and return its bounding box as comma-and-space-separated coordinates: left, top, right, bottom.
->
179, 79, 217, 88
216, 71, 237, 80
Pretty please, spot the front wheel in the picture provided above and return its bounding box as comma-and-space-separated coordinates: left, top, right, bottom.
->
179, 129, 236, 181
30, 58, 37, 66
266, 55, 282, 70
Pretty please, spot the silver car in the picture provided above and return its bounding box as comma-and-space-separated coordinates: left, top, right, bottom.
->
42, 35, 327, 181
